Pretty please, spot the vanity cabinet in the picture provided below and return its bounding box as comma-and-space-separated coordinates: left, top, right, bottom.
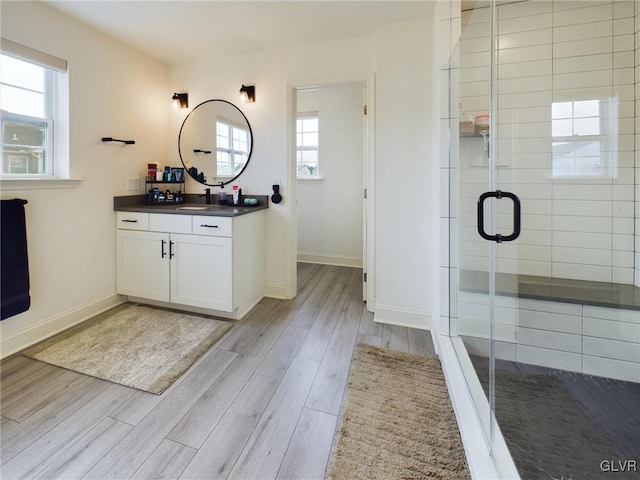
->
170, 233, 232, 311
116, 229, 170, 302
116, 210, 264, 318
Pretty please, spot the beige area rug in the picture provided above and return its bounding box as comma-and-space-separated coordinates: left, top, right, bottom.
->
24, 304, 233, 394
326, 344, 470, 480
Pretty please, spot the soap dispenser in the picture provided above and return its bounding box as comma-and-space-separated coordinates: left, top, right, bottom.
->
218, 184, 227, 205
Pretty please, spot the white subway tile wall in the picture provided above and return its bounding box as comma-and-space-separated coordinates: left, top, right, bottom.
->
457, 0, 639, 284
458, 295, 640, 382
444, 1, 640, 383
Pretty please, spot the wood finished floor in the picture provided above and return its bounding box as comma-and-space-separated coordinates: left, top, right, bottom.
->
1, 263, 435, 480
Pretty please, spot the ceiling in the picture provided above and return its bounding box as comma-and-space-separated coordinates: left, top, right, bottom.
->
44, 1, 435, 64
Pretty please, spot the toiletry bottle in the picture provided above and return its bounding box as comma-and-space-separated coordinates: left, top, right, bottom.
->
218, 185, 227, 205
232, 185, 239, 205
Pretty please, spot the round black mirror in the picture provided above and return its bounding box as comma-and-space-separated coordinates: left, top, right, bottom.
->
178, 99, 253, 186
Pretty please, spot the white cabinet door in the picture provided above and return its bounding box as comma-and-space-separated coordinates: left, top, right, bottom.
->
117, 230, 170, 301
170, 233, 233, 311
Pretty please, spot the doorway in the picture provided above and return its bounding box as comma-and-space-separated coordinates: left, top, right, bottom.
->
289, 77, 374, 310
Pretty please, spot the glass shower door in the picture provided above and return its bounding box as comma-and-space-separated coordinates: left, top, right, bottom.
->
449, 0, 498, 449
452, 0, 640, 477
490, 1, 640, 479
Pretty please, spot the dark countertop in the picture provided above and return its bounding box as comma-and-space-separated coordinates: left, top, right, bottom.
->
460, 270, 640, 311
114, 194, 268, 217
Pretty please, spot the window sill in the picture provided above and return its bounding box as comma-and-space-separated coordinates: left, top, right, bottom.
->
297, 177, 325, 183
0, 178, 84, 190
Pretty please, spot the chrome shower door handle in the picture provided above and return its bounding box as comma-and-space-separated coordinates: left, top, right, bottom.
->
477, 190, 521, 243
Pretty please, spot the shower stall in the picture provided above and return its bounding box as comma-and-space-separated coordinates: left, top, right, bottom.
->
441, 0, 640, 478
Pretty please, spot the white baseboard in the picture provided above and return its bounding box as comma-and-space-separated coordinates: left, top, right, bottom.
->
373, 304, 431, 330
264, 283, 291, 299
297, 252, 363, 268
1, 293, 126, 358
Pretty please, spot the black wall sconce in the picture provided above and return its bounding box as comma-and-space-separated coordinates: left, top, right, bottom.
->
172, 92, 188, 109
239, 85, 255, 103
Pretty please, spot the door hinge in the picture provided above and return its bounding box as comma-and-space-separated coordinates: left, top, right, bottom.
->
363, 188, 367, 199
363, 272, 367, 282
364, 105, 367, 115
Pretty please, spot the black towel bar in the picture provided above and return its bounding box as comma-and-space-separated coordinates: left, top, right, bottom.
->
102, 137, 135, 145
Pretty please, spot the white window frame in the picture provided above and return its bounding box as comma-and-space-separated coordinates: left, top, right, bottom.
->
1, 38, 70, 182
551, 98, 617, 179
296, 112, 320, 179
215, 116, 250, 180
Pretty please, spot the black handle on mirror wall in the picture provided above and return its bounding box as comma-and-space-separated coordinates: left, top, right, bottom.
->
477, 190, 521, 243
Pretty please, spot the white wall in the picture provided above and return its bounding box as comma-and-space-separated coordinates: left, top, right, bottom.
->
374, 18, 437, 329
0, 1, 169, 356
296, 84, 364, 267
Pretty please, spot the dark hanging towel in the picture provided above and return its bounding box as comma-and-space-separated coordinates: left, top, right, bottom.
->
1, 199, 30, 320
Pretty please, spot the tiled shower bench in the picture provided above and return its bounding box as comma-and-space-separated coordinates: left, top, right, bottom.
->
456, 271, 640, 383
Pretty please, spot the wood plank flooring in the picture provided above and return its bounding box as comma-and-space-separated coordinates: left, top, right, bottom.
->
0, 263, 435, 480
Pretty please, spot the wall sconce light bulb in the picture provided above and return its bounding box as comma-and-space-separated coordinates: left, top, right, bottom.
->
239, 85, 255, 103
172, 92, 188, 109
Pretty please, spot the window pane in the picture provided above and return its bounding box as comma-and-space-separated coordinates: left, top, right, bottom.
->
574, 117, 599, 136
300, 150, 318, 163
574, 140, 601, 157
1, 53, 59, 177
1, 84, 45, 118
3, 118, 47, 175
217, 151, 231, 176
0, 55, 44, 92
302, 117, 318, 131
296, 114, 319, 178
302, 132, 318, 147
552, 101, 572, 119
298, 163, 318, 177
552, 119, 573, 137
552, 141, 574, 158
232, 127, 249, 153
575, 156, 601, 176
217, 133, 229, 149
574, 100, 599, 118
